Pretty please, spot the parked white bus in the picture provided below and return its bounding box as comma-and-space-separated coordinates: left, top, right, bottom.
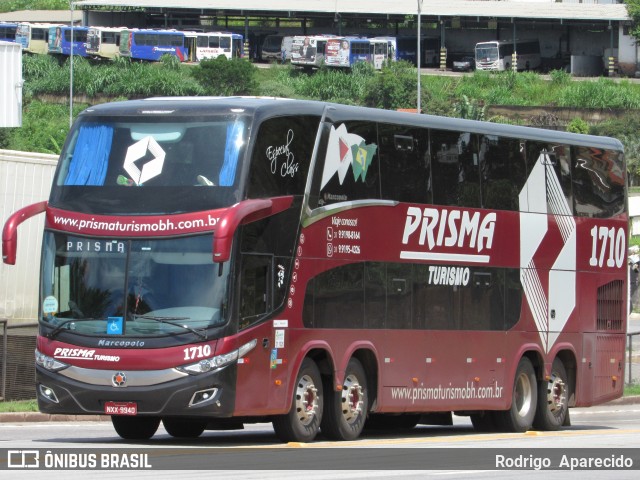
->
194, 32, 243, 61
86, 27, 122, 59
15, 22, 61, 55
475, 40, 540, 71
369, 36, 396, 69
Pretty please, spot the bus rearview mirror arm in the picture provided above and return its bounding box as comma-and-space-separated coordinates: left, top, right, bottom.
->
2, 201, 48, 265
212, 196, 293, 263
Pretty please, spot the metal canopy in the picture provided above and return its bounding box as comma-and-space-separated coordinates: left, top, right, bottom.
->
72, 0, 630, 22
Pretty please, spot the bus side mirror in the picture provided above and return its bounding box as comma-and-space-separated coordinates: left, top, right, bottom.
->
2, 201, 47, 265
213, 196, 293, 263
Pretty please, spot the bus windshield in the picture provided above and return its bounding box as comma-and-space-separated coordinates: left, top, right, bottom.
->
41, 232, 229, 338
51, 114, 248, 214
475, 44, 498, 62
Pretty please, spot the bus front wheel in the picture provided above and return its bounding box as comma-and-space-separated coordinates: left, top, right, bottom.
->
497, 357, 537, 432
272, 357, 323, 443
111, 415, 160, 440
321, 358, 368, 440
533, 359, 569, 430
162, 417, 207, 438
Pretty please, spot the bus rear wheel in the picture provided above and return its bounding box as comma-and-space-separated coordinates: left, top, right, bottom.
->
533, 359, 569, 431
111, 416, 160, 440
272, 358, 323, 443
162, 417, 207, 438
496, 357, 537, 432
321, 358, 368, 440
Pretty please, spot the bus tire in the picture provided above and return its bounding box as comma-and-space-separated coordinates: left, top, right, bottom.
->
496, 357, 537, 432
272, 358, 323, 443
533, 359, 569, 431
321, 358, 368, 440
162, 417, 207, 438
111, 416, 160, 440
470, 411, 500, 432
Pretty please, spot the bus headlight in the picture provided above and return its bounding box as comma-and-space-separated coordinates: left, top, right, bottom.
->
35, 349, 69, 372
177, 339, 257, 375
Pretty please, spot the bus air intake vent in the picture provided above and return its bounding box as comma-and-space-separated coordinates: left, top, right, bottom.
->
596, 280, 624, 331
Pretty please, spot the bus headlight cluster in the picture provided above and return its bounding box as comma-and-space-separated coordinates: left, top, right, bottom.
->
177, 339, 257, 375
35, 349, 69, 372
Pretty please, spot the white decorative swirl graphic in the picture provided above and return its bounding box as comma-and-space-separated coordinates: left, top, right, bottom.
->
519, 153, 576, 353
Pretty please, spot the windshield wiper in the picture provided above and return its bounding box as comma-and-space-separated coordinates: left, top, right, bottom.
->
132, 314, 207, 340
45, 318, 100, 339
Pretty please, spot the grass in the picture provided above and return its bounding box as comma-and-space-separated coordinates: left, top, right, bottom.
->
0, 399, 38, 413
624, 384, 640, 396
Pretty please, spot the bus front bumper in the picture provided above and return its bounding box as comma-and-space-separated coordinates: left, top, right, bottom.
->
35, 364, 237, 417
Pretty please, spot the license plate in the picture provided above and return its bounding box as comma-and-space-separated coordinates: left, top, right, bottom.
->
104, 401, 137, 416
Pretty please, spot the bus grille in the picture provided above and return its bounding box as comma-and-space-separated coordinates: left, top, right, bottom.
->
596, 280, 624, 332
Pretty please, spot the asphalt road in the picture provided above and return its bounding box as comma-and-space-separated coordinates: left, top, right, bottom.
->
1, 402, 639, 479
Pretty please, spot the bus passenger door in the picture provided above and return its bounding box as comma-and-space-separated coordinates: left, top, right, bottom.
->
185, 35, 196, 62
234, 253, 272, 413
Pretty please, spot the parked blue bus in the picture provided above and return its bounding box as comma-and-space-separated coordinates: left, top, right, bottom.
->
48, 26, 89, 57
324, 37, 370, 67
0, 22, 17, 43
119, 29, 193, 61
396, 36, 440, 66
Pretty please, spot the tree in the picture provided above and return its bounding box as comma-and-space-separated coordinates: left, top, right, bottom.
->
625, 1, 640, 40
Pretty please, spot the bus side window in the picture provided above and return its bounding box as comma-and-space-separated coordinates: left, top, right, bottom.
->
430, 128, 481, 207
572, 146, 625, 218
524, 142, 573, 214
317, 121, 380, 206
247, 115, 319, 198
478, 135, 527, 211
378, 124, 430, 204
239, 253, 272, 330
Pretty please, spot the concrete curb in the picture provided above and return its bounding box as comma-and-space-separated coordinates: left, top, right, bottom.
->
0, 412, 109, 423
2, 397, 640, 423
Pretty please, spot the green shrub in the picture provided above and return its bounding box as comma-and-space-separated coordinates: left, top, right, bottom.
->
549, 69, 571, 86
3, 100, 87, 154
191, 56, 258, 95
566, 117, 590, 134
362, 60, 417, 110
257, 80, 296, 98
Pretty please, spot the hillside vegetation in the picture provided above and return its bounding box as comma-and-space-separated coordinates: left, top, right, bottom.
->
2, 54, 640, 176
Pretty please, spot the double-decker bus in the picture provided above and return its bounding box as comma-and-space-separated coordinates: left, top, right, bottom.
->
325, 37, 371, 67
16, 23, 61, 55
86, 27, 121, 59
3, 98, 626, 442
0, 22, 17, 43
475, 39, 541, 71
194, 32, 243, 61
48, 26, 89, 57
370, 36, 397, 70
119, 29, 194, 62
